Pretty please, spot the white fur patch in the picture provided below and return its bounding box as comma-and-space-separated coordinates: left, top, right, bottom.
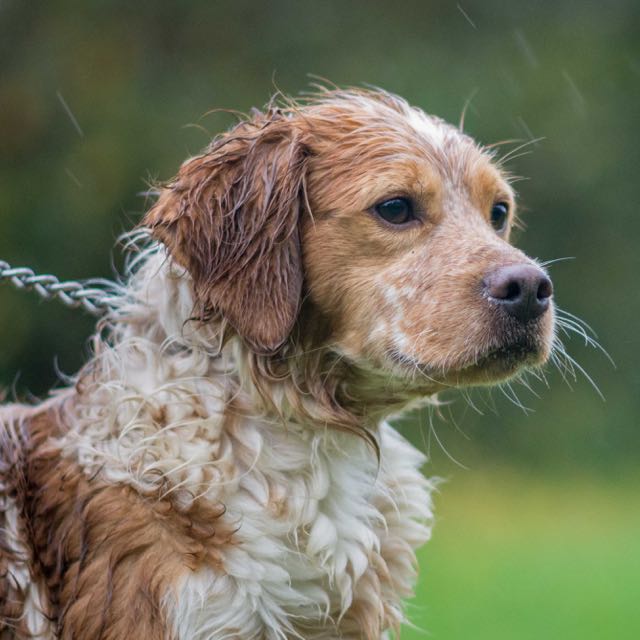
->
165, 423, 432, 639
380, 281, 412, 354
406, 108, 448, 148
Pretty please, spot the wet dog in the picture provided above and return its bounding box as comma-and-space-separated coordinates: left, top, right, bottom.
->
0, 88, 554, 639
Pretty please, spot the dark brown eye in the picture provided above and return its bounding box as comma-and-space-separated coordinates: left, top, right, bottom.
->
491, 202, 509, 231
374, 197, 414, 225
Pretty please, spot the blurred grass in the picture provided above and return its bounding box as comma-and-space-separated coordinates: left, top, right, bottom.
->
403, 470, 640, 639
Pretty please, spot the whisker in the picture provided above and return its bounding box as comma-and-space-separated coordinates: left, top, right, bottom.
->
555, 307, 599, 339
444, 402, 472, 441
555, 311, 615, 366
514, 371, 540, 399
460, 388, 485, 416
525, 366, 549, 388
497, 137, 545, 164
557, 318, 595, 347
458, 88, 479, 131
552, 339, 605, 400
426, 408, 468, 469
484, 138, 524, 150
553, 357, 575, 389
506, 175, 531, 185
497, 150, 535, 165
537, 256, 576, 268
479, 387, 500, 415
499, 382, 532, 414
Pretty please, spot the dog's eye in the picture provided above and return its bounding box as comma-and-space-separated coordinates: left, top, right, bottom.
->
374, 198, 414, 225
490, 202, 509, 231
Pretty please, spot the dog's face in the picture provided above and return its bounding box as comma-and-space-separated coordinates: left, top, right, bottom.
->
147, 89, 555, 396
301, 94, 555, 389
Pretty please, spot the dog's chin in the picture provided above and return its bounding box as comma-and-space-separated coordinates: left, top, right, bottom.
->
387, 333, 551, 391
447, 339, 549, 386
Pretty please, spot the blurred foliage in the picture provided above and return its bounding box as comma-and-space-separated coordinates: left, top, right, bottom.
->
1, 0, 639, 478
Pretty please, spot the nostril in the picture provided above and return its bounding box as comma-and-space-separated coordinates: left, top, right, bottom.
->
484, 270, 523, 301
537, 277, 553, 301
504, 280, 521, 301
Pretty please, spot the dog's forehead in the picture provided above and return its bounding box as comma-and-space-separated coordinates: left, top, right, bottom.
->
404, 106, 458, 148
310, 93, 463, 141
306, 93, 489, 178
302, 94, 506, 214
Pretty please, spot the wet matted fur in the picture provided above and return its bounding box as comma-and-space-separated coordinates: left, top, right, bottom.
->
0, 88, 555, 639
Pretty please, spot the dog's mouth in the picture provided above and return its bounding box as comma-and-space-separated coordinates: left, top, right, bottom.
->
461, 337, 543, 380
387, 331, 549, 389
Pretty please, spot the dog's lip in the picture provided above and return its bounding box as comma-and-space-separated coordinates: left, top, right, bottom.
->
474, 339, 539, 365
453, 336, 545, 376
387, 336, 543, 381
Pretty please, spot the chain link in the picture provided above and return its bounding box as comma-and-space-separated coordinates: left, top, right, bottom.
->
0, 260, 116, 317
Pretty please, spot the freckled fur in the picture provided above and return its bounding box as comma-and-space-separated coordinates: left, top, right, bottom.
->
0, 87, 553, 639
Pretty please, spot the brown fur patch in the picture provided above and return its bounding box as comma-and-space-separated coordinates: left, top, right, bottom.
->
145, 108, 310, 354
1, 406, 234, 639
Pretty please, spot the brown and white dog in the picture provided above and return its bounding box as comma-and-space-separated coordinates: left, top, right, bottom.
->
0, 88, 555, 639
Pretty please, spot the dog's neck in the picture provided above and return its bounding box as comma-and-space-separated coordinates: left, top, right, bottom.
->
85, 241, 430, 436
47, 241, 435, 637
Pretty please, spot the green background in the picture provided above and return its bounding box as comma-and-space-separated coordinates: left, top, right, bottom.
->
1, 1, 638, 637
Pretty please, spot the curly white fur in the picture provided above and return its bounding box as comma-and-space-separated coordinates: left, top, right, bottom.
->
52, 236, 435, 639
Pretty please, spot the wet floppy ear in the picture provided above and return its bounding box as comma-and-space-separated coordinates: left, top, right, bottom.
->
144, 112, 309, 353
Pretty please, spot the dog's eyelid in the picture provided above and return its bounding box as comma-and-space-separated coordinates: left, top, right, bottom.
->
371, 194, 427, 217
369, 192, 415, 209
495, 189, 515, 210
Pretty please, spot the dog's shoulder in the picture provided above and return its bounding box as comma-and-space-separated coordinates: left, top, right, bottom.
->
0, 400, 233, 639
1, 402, 60, 638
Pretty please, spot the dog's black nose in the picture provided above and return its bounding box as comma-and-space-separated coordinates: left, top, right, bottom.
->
484, 264, 553, 322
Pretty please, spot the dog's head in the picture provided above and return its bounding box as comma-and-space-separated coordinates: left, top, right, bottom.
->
146, 88, 554, 404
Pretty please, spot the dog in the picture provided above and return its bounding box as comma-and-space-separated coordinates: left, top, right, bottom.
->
0, 87, 555, 639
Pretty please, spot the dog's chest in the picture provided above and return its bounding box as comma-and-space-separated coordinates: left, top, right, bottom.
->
164, 419, 433, 639
64, 360, 433, 639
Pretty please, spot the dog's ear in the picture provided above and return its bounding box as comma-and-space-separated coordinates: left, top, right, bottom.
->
145, 110, 309, 353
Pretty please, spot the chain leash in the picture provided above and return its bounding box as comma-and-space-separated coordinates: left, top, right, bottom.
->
0, 260, 116, 317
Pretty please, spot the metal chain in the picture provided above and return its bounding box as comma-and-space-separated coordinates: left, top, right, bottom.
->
0, 260, 116, 317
